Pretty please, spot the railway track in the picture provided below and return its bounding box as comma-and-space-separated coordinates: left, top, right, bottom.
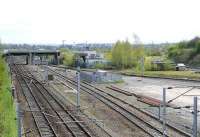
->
12, 64, 97, 137
48, 66, 192, 137
13, 65, 59, 137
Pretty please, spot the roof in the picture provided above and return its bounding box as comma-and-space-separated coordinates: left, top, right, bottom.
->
96, 70, 107, 73
176, 63, 186, 67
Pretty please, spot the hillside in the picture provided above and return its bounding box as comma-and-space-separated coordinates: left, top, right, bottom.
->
167, 37, 200, 66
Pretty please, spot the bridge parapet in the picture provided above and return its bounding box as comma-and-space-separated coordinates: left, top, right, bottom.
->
3, 50, 60, 65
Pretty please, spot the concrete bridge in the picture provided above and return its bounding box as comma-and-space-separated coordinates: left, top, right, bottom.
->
3, 50, 60, 65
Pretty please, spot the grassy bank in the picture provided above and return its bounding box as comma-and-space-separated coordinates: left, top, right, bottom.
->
78, 67, 200, 80
120, 69, 200, 80
0, 56, 17, 137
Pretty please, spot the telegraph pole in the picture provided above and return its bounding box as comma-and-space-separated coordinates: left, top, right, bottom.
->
45, 65, 48, 81
141, 57, 144, 77
162, 88, 167, 137
193, 96, 198, 137
76, 65, 80, 110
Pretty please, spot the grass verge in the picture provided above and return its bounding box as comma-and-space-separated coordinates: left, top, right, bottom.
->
0, 56, 17, 137
120, 69, 200, 80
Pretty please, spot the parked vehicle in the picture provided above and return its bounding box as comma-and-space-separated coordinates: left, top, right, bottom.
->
176, 63, 186, 71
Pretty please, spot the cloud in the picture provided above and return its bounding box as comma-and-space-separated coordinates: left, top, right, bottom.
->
0, 0, 200, 44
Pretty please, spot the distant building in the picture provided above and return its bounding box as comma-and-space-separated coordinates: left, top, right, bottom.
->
75, 50, 103, 59
74, 51, 109, 68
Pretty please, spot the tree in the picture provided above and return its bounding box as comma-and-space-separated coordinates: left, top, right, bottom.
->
104, 51, 112, 61
111, 40, 143, 69
195, 40, 200, 54
167, 37, 200, 65
60, 48, 74, 66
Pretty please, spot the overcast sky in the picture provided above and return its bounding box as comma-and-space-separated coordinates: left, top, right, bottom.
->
0, 0, 200, 44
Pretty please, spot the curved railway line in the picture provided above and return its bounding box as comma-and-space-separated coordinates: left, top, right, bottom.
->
12, 64, 100, 137
47, 66, 192, 137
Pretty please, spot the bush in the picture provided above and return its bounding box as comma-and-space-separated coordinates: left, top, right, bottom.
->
93, 63, 105, 69
111, 40, 144, 69
144, 56, 174, 71
189, 54, 200, 66
163, 59, 175, 71
144, 57, 153, 71
60, 48, 74, 66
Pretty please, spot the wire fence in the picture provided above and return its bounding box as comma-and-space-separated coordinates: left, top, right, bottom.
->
80, 71, 122, 83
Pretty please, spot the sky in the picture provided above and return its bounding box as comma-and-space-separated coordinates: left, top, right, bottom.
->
0, 0, 200, 44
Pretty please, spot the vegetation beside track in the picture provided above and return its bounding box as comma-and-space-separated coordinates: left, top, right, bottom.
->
120, 69, 200, 80
0, 55, 17, 137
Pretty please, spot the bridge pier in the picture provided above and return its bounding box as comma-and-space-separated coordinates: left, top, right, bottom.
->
54, 52, 59, 65
26, 56, 29, 65
29, 52, 32, 65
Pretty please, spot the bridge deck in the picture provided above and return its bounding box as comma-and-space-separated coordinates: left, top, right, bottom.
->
3, 50, 60, 56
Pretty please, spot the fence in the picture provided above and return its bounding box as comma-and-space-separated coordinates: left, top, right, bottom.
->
80, 71, 122, 83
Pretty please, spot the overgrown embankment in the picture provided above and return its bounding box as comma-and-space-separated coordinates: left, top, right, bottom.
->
0, 56, 17, 137
167, 37, 200, 66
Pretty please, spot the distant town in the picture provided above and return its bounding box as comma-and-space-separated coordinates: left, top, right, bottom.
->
1, 42, 170, 51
